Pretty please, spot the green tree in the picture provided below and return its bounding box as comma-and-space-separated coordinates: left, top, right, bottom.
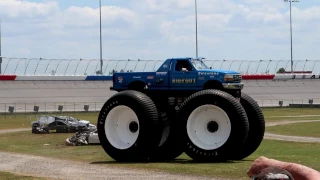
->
277, 67, 285, 73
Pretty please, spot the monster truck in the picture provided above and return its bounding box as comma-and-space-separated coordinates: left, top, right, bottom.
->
97, 57, 265, 162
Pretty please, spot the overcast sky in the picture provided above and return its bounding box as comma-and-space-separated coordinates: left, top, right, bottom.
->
1, 0, 320, 62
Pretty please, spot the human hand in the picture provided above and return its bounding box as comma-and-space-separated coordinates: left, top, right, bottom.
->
247, 156, 285, 178
248, 156, 320, 180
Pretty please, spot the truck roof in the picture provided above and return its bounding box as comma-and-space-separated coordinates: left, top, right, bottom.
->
168, 57, 206, 61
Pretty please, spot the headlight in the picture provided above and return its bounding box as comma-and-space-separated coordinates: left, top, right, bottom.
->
224, 74, 234, 81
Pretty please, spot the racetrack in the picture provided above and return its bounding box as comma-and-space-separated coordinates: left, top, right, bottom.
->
242, 79, 320, 106
0, 79, 320, 112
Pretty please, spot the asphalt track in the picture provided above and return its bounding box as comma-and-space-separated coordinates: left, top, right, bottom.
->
0, 79, 320, 112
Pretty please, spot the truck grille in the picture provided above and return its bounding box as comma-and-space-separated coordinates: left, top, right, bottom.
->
233, 75, 242, 81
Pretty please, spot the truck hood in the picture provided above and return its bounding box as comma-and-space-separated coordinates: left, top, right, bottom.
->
198, 69, 240, 74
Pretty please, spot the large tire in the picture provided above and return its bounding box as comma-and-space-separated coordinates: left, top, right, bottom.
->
232, 92, 265, 160
177, 89, 249, 162
148, 109, 184, 161
97, 90, 162, 162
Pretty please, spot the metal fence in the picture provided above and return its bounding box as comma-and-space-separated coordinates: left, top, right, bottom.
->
255, 98, 320, 108
0, 102, 104, 118
0, 102, 104, 113
0, 99, 319, 119
1, 57, 320, 75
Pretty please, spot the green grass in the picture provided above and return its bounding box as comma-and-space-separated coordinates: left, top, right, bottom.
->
262, 108, 320, 117
0, 131, 320, 179
0, 108, 320, 179
0, 112, 99, 130
266, 121, 320, 137
0, 171, 49, 180
265, 117, 320, 122
262, 108, 320, 122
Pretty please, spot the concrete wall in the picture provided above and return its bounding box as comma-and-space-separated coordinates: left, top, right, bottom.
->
242, 79, 320, 106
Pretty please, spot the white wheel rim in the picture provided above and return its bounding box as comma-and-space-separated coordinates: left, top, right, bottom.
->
105, 105, 139, 150
186, 104, 231, 150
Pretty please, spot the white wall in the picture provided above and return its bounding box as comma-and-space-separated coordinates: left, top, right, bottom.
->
0, 80, 319, 109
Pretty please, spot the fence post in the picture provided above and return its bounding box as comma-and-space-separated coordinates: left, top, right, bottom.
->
25, 103, 26, 118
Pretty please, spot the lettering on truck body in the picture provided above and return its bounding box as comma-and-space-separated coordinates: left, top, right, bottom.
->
172, 78, 196, 83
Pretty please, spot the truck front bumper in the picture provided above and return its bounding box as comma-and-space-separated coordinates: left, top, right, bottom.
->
222, 83, 244, 90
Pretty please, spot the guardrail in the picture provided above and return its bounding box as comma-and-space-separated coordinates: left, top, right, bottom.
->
1, 57, 320, 75
0, 74, 320, 81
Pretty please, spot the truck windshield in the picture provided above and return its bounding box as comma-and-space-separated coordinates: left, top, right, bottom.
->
190, 60, 209, 69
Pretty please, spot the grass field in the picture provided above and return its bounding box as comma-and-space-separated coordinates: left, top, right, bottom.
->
267, 121, 320, 137
0, 171, 48, 180
262, 108, 320, 116
0, 107, 320, 179
262, 108, 320, 121
0, 130, 319, 179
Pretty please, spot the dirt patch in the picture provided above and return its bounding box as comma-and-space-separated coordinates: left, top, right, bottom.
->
266, 120, 320, 127
0, 151, 230, 180
0, 128, 30, 134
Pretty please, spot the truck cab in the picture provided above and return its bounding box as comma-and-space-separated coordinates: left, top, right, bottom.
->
154, 57, 243, 91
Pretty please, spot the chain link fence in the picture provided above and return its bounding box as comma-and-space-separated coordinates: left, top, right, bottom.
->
255, 98, 320, 108
1, 57, 320, 75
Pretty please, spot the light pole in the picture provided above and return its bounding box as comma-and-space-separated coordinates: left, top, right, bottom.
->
195, 0, 198, 58
284, 0, 299, 74
99, 0, 103, 74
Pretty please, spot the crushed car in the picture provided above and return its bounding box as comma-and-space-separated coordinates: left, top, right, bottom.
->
66, 132, 89, 146
65, 130, 100, 146
31, 115, 96, 134
87, 130, 100, 144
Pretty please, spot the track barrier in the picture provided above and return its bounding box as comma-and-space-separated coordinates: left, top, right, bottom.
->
1, 74, 320, 81
1, 57, 320, 75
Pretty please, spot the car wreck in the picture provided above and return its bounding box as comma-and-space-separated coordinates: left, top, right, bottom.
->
66, 130, 100, 146
31, 115, 96, 134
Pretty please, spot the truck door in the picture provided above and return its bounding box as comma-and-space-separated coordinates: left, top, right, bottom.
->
170, 59, 198, 90
152, 60, 171, 89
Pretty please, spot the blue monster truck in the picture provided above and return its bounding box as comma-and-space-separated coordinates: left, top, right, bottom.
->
97, 57, 265, 162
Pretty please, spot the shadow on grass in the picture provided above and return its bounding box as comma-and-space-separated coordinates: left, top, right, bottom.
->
90, 158, 249, 165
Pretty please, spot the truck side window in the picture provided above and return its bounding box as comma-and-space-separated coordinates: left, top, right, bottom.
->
175, 61, 183, 71
175, 60, 193, 71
